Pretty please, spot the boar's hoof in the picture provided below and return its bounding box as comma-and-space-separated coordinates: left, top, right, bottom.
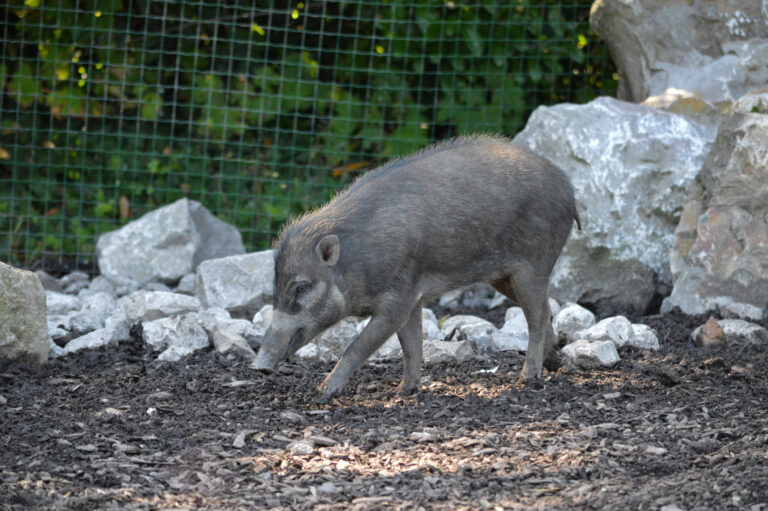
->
519, 361, 543, 382
396, 381, 419, 397
315, 380, 342, 404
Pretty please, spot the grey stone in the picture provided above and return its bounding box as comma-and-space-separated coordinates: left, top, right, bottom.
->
67, 291, 117, 333
720, 301, 765, 322
142, 282, 173, 293
45, 291, 81, 316
175, 273, 198, 296
251, 305, 273, 339
500, 307, 528, 339
143, 312, 210, 361
718, 319, 768, 347
642, 88, 734, 127
734, 89, 768, 115
630, 324, 661, 351
514, 97, 716, 313
59, 271, 90, 295
197, 250, 274, 318
481, 333, 528, 353
440, 315, 497, 343
576, 316, 635, 349
62, 328, 116, 355
0, 262, 48, 368
421, 308, 441, 340
423, 340, 475, 366
201, 307, 263, 346
77, 276, 116, 300
562, 339, 620, 368
553, 303, 596, 345
96, 198, 244, 293
121, 290, 201, 323
665, 114, 768, 314
212, 328, 256, 358
35, 270, 62, 293
371, 335, 403, 360
590, 0, 768, 103
47, 315, 70, 340
187, 200, 245, 268
294, 342, 336, 364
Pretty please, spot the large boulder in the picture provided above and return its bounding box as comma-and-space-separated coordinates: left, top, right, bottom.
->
664, 113, 768, 315
0, 262, 48, 368
96, 198, 244, 293
514, 97, 716, 314
590, 0, 768, 104
196, 250, 274, 318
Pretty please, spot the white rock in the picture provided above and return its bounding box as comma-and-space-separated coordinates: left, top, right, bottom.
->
553, 303, 596, 344
142, 312, 210, 361
47, 315, 70, 339
45, 291, 81, 316
59, 271, 90, 294
35, 270, 62, 292
197, 250, 274, 318
549, 298, 561, 318
482, 333, 528, 352
515, 97, 717, 313
121, 290, 200, 323
62, 328, 116, 355
289, 441, 314, 455
77, 275, 116, 299
157, 345, 197, 363
576, 316, 635, 348
104, 311, 131, 343
175, 273, 198, 296
440, 315, 497, 343
421, 308, 441, 340
423, 340, 475, 365
67, 291, 117, 333
500, 307, 528, 339
562, 340, 620, 368
372, 335, 402, 360
718, 319, 768, 347
720, 301, 765, 323
312, 318, 364, 355
489, 292, 511, 310
294, 343, 335, 364
630, 324, 661, 351
142, 282, 172, 293
96, 198, 244, 293
212, 328, 256, 358
251, 305, 273, 338
200, 307, 232, 332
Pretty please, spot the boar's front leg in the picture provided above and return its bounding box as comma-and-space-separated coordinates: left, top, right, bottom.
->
396, 302, 423, 396
316, 297, 414, 404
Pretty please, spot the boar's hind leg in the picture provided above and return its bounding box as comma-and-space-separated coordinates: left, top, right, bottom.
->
495, 272, 553, 381
396, 303, 424, 396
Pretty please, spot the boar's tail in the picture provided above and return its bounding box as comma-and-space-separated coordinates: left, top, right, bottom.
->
574, 210, 582, 231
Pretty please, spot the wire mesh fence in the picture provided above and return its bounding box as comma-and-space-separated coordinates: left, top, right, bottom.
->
0, 0, 616, 272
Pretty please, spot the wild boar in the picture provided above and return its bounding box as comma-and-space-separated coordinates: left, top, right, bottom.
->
253, 135, 581, 403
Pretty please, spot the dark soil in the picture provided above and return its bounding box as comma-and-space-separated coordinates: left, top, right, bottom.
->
1, 310, 767, 511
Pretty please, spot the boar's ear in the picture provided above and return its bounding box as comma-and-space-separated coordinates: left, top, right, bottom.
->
315, 235, 340, 266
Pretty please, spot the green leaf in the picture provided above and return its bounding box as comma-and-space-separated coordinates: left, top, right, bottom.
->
461, 26, 484, 57
47, 85, 86, 117
8, 63, 40, 108
140, 90, 163, 121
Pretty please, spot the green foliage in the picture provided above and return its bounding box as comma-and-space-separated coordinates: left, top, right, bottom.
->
0, 0, 616, 269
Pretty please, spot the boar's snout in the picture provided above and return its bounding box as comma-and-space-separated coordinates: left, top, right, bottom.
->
252, 326, 305, 373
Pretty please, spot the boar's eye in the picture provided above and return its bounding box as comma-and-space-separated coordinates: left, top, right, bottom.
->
294, 281, 311, 297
